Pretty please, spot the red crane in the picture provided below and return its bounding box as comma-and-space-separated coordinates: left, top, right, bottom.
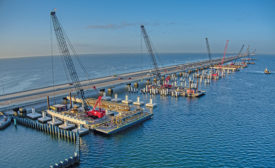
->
86, 96, 106, 118
220, 40, 229, 67
162, 76, 172, 88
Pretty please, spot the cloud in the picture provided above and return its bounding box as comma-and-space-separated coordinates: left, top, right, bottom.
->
87, 22, 175, 30
87, 23, 135, 29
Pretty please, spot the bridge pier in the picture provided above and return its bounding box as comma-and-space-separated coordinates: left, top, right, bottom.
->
126, 83, 131, 88
146, 79, 150, 85
134, 82, 139, 88
111, 93, 121, 102
107, 88, 113, 94
122, 95, 132, 104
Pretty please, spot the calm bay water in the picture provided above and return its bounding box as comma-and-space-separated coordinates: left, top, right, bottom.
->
0, 125, 75, 168
0, 53, 275, 167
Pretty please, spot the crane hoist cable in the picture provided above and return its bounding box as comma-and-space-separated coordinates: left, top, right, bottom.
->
220, 40, 229, 67
233, 44, 244, 64
50, 9, 90, 110
50, 16, 56, 104
205, 37, 212, 65
140, 25, 161, 81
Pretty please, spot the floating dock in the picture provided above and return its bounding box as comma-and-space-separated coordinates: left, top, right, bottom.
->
45, 96, 153, 135
94, 110, 153, 135
0, 116, 11, 130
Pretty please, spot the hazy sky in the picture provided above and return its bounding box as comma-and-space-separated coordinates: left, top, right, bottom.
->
0, 0, 274, 58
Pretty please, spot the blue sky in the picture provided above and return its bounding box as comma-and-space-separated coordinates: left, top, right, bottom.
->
0, 0, 274, 58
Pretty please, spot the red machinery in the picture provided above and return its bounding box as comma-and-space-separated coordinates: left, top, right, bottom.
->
212, 73, 218, 77
163, 83, 172, 88
86, 96, 105, 118
210, 40, 229, 77
162, 76, 172, 88
220, 40, 229, 67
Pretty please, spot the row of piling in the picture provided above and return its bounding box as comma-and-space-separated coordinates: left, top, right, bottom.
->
50, 136, 80, 168
14, 117, 78, 142
13, 117, 80, 168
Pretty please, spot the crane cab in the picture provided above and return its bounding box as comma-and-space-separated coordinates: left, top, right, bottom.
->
86, 96, 106, 119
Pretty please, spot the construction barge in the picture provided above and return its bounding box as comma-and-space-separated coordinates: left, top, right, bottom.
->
94, 109, 153, 135
0, 11, 251, 136
0, 115, 11, 130
39, 94, 154, 135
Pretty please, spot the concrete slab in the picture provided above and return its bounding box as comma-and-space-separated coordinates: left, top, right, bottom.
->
48, 117, 63, 126
38, 116, 51, 123
122, 95, 132, 104
38, 111, 51, 123
72, 127, 89, 136
102, 93, 111, 101
27, 108, 42, 119
146, 98, 157, 108
27, 113, 42, 120
59, 123, 75, 130
111, 93, 121, 102
133, 101, 144, 106
146, 103, 157, 108
133, 96, 144, 106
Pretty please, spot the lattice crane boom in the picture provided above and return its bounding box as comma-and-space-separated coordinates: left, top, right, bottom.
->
140, 25, 161, 80
221, 40, 229, 66
50, 10, 88, 110
246, 45, 250, 57
234, 44, 244, 64
205, 37, 212, 65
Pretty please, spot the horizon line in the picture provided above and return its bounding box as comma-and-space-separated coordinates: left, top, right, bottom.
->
0, 51, 269, 60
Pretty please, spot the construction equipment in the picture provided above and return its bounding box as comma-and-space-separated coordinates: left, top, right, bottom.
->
163, 76, 172, 88
50, 10, 90, 111
205, 37, 212, 65
220, 40, 229, 67
251, 49, 256, 56
86, 96, 106, 118
232, 44, 244, 64
140, 25, 161, 81
246, 45, 250, 57
205, 38, 218, 76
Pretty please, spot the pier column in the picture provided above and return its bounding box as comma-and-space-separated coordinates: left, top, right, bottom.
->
69, 92, 72, 108
134, 82, 139, 88
107, 88, 113, 94
126, 83, 131, 88
146, 79, 150, 85
47, 96, 50, 110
